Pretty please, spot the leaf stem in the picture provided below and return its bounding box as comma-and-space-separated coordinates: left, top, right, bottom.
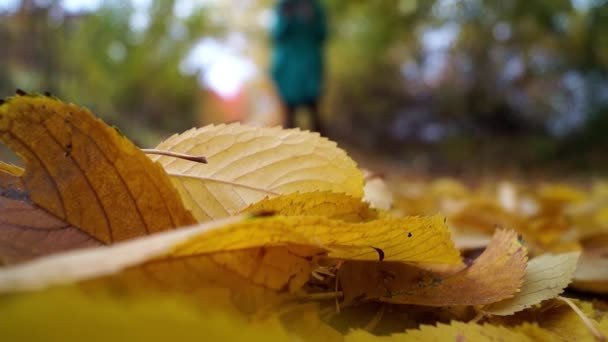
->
142, 149, 207, 163
557, 296, 606, 342
363, 303, 386, 333
299, 291, 344, 301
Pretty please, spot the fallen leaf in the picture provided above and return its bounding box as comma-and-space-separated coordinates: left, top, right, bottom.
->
172, 214, 461, 264
0, 195, 100, 264
339, 229, 526, 306
571, 253, 608, 294
150, 123, 364, 221
362, 171, 393, 210
483, 252, 580, 315
0, 215, 246, 292
0, 96, 196, 253
0, 286, 291, 341
243, 191, 378, 221
347, 321, 553, 342
489, 299, 604, 342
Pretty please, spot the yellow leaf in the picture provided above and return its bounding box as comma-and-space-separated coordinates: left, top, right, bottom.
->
489, 299, 603, 342
347, 321, 551, 342
338, 229, 526, 306
0, 215, 246, 292
150, 123, 364, 221
0, 214, 459, 313
90, 246, 308, 314
0, 286, 291, 342
0, 96, 196, 248
539, 184, 587, 204
243, 191, 378, 221
172, 214, 461, 264
483, 252, 580, 315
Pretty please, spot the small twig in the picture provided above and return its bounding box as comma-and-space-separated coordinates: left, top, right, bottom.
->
141, 149, 207, 163
558, 296, 606, 342
469, 311, 485, 324
298, 291, 344, 301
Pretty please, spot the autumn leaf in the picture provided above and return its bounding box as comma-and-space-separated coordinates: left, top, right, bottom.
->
0, 286, 291, 342
149, 123, 364, 221
338, 229, 526, 306
242, 191, 378, 221
0, 211, 459, 313
171, 214, 461, 264
483, 252, 580, 315
362, 170, 393, 210
0, 194, 100, 265
0, 95, 196, 262
489, 298, 606, 342
0, 215, 246, 292
571, 252, 608, 294
347, 321, 554, 342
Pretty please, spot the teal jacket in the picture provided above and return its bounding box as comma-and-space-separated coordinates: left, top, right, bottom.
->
270, 0, 327, 106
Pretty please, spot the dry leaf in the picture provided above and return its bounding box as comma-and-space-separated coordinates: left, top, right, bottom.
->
0, 96, 196, 256
339, 229, 526, 306
483, 252, 580, 315
150, 123, 364, 221
243, 191, 378, 221
362, 171, 393, 210
0, 195, 100, 264
0, 212, 459, 313
0, 215, 246, 292
572, 253, 608, 294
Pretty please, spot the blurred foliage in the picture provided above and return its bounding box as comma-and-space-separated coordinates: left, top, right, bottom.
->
1, 0, 608, 169
323, 0, 608, 158
1, 0, 213, 146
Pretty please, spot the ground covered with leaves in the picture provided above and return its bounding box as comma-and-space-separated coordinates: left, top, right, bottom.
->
0, 94, 607, 341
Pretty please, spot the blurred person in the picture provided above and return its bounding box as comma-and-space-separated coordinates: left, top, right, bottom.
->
270, 0, 327, 134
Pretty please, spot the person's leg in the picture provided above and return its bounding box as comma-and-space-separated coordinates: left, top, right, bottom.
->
307, 99, 324, 135
284, 103, 297, 128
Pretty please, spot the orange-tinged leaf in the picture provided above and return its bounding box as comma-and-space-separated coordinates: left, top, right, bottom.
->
483, 252, 580, 315
243, 191, 378, 221
150, 123, 364, 221
339, 229, 526, 306
0, 96, 196, 248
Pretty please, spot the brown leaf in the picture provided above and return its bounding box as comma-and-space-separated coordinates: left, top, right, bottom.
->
0, 195, 100, 264
339, 229, 527, 306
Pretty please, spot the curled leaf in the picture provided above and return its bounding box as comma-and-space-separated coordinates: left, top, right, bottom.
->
483, 252, 580, 316
339, 229, 526, 306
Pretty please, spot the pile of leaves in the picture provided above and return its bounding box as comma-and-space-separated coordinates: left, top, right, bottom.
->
1, 93, 607, 341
